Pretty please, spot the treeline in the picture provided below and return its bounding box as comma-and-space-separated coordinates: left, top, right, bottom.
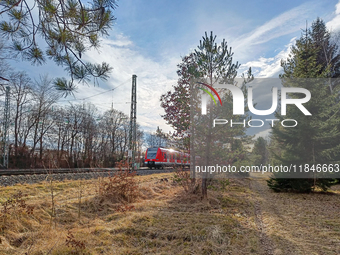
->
0, 74, 144, 169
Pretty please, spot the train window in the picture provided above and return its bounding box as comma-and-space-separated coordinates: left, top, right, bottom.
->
164, 153, 167, 159
146, 148, 158, 159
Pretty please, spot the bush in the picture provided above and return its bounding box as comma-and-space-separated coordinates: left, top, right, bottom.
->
267, 177, 336, 193
207, 179, 230, 191
98, 161, 139, 203
173, 167, 199, 193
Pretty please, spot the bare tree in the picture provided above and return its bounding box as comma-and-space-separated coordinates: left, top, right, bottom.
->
29, 75, 61, 162
7, 72, 31, 158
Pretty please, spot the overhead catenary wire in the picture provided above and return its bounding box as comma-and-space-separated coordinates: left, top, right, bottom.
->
0, 79, 132, 115
59, 78, 131, 102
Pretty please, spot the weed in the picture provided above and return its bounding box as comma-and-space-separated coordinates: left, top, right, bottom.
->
208, 179, 230, 191
173, 167, 199, 193
49, 177, 57, 228
114, 204, 135, 213
98, 161, 140, 203
65, 230, 86, 254
77, 180, 84, 222
0, 191, 34, 232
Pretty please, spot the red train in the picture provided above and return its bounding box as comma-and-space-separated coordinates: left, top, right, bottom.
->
144, 147, 190, 169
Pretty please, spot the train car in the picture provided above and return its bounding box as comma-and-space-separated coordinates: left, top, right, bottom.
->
144, 147, 190, 169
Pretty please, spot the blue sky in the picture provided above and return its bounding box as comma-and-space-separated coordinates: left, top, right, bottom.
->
7, 0, 340, 138
114, 0, 333, 62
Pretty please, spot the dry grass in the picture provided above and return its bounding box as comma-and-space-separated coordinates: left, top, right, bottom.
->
251, 177, 340, 255
0, 173, 339, 255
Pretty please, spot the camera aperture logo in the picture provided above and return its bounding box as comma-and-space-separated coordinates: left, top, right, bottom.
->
197, 82, 223, 106
197, 80, 312, 128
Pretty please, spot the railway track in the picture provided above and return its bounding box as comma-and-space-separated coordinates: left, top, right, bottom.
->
0, 167, 176, 176
0, 167, 180, 187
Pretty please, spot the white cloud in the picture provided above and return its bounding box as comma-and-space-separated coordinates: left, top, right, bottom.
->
239, 0, 340, 79
335, 0, 340, 14
240, 37, 295, 78
104, 34, 133, 47
253, 128, 271, 140
326, 0, 340, 32
232, 2, 316, 58
64, 33, 180, 134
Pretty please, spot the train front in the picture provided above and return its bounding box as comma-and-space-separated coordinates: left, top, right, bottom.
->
144, 147, 159, 169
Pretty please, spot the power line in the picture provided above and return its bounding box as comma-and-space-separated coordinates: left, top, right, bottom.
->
59, 79, 130, 102
79, 88, 115, 101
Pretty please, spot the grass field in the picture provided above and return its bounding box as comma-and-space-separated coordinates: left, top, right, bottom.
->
0, 172, 339, 255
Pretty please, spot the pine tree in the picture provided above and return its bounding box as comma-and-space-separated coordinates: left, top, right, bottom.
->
267, 19, 340, 192
252, 137, 268, 166
310, 18, 340, 82
161, 32, 253, 198
0, 0, 117, 94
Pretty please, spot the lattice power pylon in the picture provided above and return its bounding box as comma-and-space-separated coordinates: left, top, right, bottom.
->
129, 75, 137, 170
2, 86, 10, 168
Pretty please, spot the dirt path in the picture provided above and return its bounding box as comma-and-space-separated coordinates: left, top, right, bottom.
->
248, 176, 340, 255
250, 178, 275, 255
